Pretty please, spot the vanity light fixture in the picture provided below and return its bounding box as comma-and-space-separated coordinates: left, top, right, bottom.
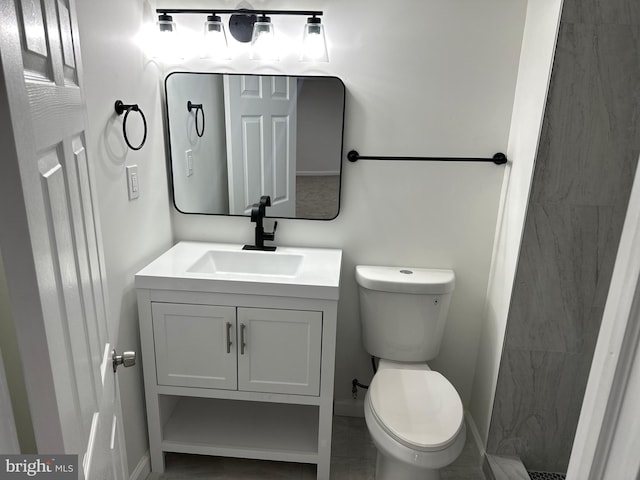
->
155, 9, 327, 62
300, 16, 328, 62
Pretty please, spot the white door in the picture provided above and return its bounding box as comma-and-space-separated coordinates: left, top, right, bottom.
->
237, 308, 322, 396
224, 75, 297, 217
0, 0, 126, 478
152, 303, 237, 390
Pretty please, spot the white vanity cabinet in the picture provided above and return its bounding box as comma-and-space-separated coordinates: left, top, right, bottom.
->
135, 242, 341, 480
152, 303, 322, 395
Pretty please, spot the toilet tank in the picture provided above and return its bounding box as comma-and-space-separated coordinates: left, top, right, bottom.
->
355, 265, 455, 362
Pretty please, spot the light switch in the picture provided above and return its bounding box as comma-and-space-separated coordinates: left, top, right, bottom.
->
126, 165, 139, 200
186, 149, 193, 177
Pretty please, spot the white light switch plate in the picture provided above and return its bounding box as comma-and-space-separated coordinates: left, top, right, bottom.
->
126, 165, 139, 200
186, 149, 193, 177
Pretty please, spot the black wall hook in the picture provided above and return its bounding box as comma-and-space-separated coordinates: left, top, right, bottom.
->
187, 101, 205, 138
347, 149, 508, 165
114, 100, 147, 151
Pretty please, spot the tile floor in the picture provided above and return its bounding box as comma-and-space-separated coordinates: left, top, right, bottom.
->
147, 416, 486, 479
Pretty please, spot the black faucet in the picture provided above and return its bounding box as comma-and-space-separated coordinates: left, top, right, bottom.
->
243, 195, 278, 251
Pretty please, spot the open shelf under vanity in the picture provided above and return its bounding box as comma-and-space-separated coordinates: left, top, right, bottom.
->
160, 396, 320, 463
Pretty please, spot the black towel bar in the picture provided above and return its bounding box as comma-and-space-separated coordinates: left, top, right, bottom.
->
347, 150, 507, 165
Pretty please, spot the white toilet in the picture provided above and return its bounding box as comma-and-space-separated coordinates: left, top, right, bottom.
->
355, 265, 466, 480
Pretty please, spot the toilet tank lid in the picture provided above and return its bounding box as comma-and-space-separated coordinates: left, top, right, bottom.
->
355, 266, 455, 294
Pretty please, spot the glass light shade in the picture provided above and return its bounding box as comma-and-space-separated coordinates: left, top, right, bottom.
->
250, 17, 278, 60
157, 15, 175, 33
154, 15, 181, 61
300, 18, 328, 62
202, 15, 230, 59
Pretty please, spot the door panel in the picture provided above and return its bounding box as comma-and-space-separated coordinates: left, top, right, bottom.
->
21, 0, 47, 56
74, 140, 109, 350
152, 303, 238, 390
237, 308, 322, 395
39, 146, 99, 442
57, 1, 76, 70
241, 116, 263, 210
271, 115, 290, 207
64, 139, 101, 378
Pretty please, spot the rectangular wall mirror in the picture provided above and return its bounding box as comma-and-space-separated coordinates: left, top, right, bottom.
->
165, 73, 345, 219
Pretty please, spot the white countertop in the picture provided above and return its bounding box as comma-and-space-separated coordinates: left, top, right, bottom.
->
135, 241, 343, 300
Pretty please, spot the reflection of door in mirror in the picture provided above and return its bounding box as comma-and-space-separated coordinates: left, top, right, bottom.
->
224, 75, 297, 217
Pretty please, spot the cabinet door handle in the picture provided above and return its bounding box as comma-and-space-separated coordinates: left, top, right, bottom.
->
226, 322, 232, 354
240, 323, 246, 355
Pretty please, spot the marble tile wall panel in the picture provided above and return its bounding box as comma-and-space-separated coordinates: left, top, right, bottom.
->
487, 348, 593, 473
562, 0, 640, 25
505, 204, 622, 352
486, 0, 640, 473
531, 23, 640, 207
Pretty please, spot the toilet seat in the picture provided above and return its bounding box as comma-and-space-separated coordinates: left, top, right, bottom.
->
368, 368, 463, 452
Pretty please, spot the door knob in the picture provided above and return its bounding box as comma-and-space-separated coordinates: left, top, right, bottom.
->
112, 350, 136, 372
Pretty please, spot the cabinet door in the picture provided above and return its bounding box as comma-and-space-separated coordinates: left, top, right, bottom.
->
152, 303, 237, 389
237, 308, 322, 395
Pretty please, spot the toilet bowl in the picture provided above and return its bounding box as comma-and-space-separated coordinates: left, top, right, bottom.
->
363, 360, 465, 480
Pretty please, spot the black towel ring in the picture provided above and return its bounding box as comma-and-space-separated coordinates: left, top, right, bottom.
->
187, 101, 205, 138
114, 100, 147, 151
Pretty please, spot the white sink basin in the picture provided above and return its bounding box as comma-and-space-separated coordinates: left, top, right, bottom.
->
135, 242, 342, 300
187, 250, 303, 277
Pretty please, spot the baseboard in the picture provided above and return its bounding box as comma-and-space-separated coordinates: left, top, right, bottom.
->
464, 411, 486, 458
485, 454, 530, 480
296, 171, 340, 177
333, 397, 364, 417
483, 455, 497, 480
129, 452, 151, 480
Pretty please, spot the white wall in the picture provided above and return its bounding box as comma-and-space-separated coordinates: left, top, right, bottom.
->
162, 0, 528, 407
166, 73, 229, 213
469, 0, 564, 444
75, 0, 173, 475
